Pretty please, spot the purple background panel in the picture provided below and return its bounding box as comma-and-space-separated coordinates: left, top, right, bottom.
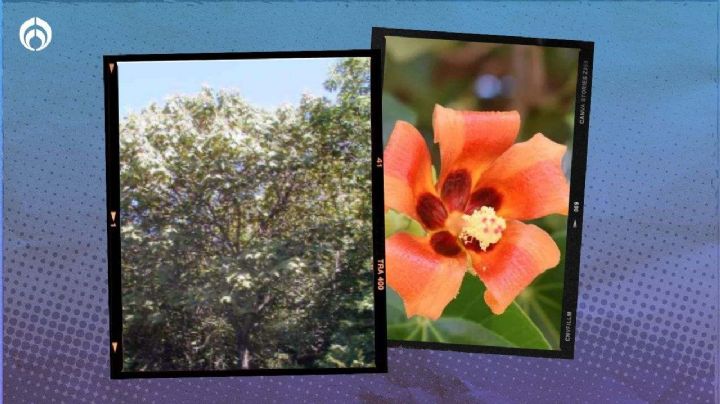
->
2, 1, 718, 403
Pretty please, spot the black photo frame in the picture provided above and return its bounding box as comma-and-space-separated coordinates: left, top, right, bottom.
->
373, 27, 593, 359
104, 49, 387, 378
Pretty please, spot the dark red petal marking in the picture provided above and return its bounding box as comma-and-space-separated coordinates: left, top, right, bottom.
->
462, 237, 497, 253
441, 169, 471, 212
416, 193, 448, 230
430, 231, 462, 257
465, 187, 503, 213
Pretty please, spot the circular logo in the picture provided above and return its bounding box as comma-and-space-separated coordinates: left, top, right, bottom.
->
19, 17, 52, 52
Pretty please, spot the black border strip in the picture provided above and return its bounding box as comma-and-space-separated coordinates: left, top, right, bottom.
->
103, 49, 387, 378
372, 27, 594, 360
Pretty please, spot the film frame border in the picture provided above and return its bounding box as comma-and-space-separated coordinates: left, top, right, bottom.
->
372, 27, 594, 360
104, 49, 388, 379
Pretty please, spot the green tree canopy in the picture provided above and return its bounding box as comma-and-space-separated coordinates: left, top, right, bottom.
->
120, 57, 375, 371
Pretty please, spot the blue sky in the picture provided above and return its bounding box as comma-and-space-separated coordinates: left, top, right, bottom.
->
117, 58, 340, 117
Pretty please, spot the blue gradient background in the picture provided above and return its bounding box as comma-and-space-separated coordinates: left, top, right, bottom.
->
2, 1, 718, 403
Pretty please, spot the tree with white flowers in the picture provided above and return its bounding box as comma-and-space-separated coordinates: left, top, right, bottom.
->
120, 58, 375, 371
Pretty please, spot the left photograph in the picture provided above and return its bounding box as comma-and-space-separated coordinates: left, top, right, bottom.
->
104, 51, 386, 378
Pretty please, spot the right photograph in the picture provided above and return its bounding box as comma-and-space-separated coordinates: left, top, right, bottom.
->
373, 28, 593, 357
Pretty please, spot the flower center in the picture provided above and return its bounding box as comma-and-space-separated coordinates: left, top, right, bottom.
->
459, 206, 506, 251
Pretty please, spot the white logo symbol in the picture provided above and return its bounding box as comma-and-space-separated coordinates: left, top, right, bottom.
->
19, 17, 52, 52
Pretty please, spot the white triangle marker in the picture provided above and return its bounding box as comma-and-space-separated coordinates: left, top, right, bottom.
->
112, 342, 118, 352
109, 63, 115, 73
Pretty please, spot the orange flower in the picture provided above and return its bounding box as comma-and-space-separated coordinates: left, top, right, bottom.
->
385, 104, 569, 319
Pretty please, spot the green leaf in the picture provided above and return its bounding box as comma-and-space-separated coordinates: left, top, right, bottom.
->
442, 274, 551, 349
430, 317, 514, 346
387, 274, 552, 350
382, 94, 417, 145
384, 210, 425, 238
387, 287, 517, 347
515, 231, 566, 349
386, 287, 409, 326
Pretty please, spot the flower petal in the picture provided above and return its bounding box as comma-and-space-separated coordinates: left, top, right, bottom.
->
433, 104, 520, 198
467, 220, 561, 315
384, 121, 439, 226
386, 232, 467, 320
470, 133, 569, 220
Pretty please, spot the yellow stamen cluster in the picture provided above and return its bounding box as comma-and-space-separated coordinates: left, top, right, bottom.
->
459, 206, 507, 251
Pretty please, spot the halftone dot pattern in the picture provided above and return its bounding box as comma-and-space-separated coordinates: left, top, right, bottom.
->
3, 1, 718, 403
